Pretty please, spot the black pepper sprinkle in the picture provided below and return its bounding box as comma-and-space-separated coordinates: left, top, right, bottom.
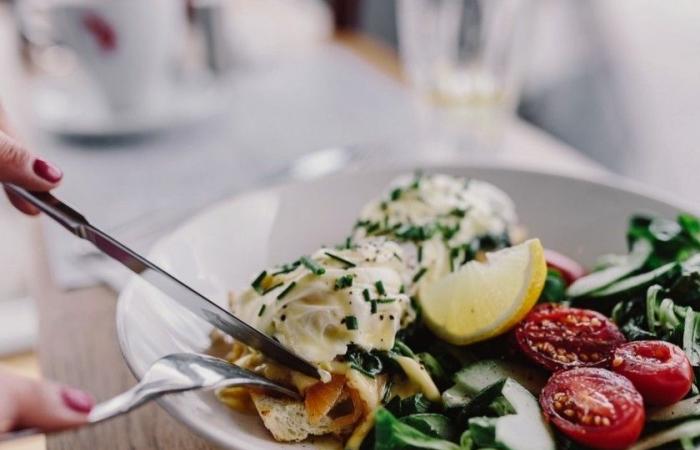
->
280, 314, 287, 322
389, 315, 395, 320
379, 315, 384, 320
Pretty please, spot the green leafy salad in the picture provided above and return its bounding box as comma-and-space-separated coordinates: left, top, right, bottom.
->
360, 213, 700, 450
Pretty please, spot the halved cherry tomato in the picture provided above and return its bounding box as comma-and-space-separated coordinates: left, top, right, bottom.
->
612, 340, 694, 406
515, 304, 626, 371
540, 367, 644, 450
544, 249, 586, 285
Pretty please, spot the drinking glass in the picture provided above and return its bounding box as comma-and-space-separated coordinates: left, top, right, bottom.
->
397, 0, 533, 154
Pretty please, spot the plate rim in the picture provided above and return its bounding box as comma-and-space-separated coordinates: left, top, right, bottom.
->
115, 162, 700, 449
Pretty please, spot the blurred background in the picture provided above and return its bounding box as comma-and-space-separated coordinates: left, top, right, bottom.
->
0, 0, 698, 447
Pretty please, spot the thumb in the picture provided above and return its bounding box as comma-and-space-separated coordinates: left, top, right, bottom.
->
0, 130, 63, 191
0, 372, 94, 433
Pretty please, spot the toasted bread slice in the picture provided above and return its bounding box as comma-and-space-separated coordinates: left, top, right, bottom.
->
250, 393, 341, 442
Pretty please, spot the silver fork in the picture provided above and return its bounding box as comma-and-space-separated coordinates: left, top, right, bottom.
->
0, 353, 299, 442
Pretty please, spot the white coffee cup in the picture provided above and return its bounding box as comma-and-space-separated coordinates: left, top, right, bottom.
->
47, 0, 186, 114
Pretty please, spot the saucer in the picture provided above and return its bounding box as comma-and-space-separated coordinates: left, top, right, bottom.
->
32, 74, 229, 138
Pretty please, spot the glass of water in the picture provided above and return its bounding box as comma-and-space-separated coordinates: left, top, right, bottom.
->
397, 0, 533, 154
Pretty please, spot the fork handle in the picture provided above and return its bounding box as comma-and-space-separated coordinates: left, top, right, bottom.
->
0, 383, 196, 443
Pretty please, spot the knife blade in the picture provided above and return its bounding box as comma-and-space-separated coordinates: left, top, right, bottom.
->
5, 184, 320, 379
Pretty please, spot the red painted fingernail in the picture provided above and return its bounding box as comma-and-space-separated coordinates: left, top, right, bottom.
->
33, 158, 63, 183
61, 387, 94, 413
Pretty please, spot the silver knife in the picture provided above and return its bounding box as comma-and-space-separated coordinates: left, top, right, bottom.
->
5, 184, 319, 379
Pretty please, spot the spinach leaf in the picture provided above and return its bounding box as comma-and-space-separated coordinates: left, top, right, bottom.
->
620, 320, 658, 341
488, 395, 516, 416
626, 213, 700, 270
458, 430, 474, 450
373, 408, 460, 450
679, 213, 700, 247
386, 393, 433, 418
452, 379, 512, 424
393, 339, 418, 358
466, 417, 498, 448
400, 414, 457, 441
539, 269, 567, 303
668, 254, 700, 307
683, 308, 700, 366
417, 352, 450, 389
345, 345, 384, 377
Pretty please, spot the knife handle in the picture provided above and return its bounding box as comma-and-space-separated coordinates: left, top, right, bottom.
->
3, 184, 92, 238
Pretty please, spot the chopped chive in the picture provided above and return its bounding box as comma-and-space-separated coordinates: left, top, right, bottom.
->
345, 236, 352, 249
449, 208, 466, 218
417, 245, 423, 263
277, 281, 296, 300
335, 275, 354, 290
344, 315, 359, 330
390, 187, 402, 201
363, 288, 371, 302
257, 304, 266, 317
251, 271, 267, 293
410, 178, 420, 190
395, 224, 435, 242
380, 201, 388, 211
449, 247, 460, 272
375, 280, 386, 296
301, 256, 325, 275
271, 261, 300, 276
262, 282, 284, 295
413, 267, 428, 283
370, 300, 377, 314
325, 252, 356, 268
366, 222, 380, 234
399, 284, 405, 294
393, 252, 403, 262
377, 298, 396, 304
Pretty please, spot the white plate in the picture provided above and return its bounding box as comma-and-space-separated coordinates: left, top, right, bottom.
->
116, 165, 698, 449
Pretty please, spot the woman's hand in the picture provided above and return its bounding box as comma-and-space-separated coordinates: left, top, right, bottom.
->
0, 371, 94, 434
0, 104, 63, 214
0, 106, 91, 434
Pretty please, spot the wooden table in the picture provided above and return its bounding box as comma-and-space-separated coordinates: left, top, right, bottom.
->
0, 29, 602, 450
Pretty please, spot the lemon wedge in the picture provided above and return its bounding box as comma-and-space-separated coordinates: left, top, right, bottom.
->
419, 238, 547, 345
